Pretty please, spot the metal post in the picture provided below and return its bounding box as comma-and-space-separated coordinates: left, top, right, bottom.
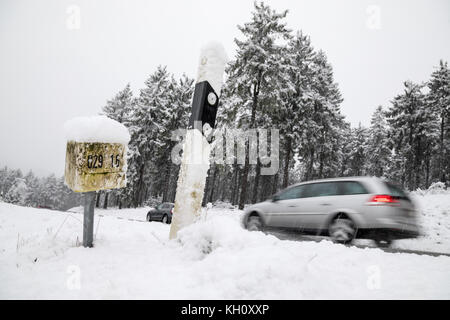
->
83, 191, 96, 247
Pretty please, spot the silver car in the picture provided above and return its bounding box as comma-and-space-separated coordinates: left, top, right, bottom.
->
242, 177, 420, 247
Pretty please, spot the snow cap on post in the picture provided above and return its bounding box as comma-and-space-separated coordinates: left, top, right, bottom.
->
64, 115, 130, 144
196, 41, 228, 96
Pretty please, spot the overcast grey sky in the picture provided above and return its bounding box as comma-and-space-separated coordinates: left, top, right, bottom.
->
1, 0, 449, 177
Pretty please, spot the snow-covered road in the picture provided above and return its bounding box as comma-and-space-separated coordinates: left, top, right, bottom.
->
0, 194, 449, 299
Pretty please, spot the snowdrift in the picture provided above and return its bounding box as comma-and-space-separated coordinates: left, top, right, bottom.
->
1, 200, 449, 299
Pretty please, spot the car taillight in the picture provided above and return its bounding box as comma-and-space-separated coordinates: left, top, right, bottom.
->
369, 194, 398, 204
171, 208, 174, 214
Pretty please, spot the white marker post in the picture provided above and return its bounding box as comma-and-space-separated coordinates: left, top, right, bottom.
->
169, 42, 227, 239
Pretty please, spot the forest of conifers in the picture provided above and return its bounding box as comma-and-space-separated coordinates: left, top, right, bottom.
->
1, 3, 449, 211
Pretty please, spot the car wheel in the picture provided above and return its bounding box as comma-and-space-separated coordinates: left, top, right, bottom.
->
162, 215, 169, 224
146, 214, 151, 222
374, 239, 392, 248
329, 217, 357, 244
246, 215, 263, 231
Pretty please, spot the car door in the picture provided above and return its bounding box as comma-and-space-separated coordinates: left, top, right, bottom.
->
153, 203, 164, 219
264, 185, 306, 228
161, 203, 171, 217
332, 181, 371, 216
292, 182, 340, 229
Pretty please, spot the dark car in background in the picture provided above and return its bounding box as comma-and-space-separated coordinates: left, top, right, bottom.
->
146, 202, 174, 224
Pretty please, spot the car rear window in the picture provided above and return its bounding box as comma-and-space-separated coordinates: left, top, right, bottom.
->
303, 182, 340, 198
338, 181, 368, 195
384, 182, 409, 199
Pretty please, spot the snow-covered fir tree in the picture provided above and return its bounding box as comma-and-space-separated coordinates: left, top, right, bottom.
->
386, 81, 439, 189
365, 106, 391, 177
278, 31, 316, 188
226, 1, 291, 208
427, 60, 450, 184
5, 177, 28, 205
102, 83, 133, 122
300, 50, 346, 180
345, 123, 369, 176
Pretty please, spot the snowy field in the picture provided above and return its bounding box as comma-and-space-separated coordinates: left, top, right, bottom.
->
0, 192, 449, 299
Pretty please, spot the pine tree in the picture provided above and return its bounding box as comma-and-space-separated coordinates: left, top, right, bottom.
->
278, 31, 316, 188
427, 60, 450, 184
300, 50, 345, 180
365, 106, 391, 177
102, 83, 133, 122
121, 66, 173, 206
386, 147, 406, 185
346, 123, 368, 176
151, 74, 194, 202
226, 1, 291, 209
386, 81, 439, 189
24, 170, 40, 206
5, 177, 28, 205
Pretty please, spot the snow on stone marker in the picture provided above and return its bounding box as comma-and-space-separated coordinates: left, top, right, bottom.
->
64, 115, 130, 247
64, 115, 130, 193
169, 42, 228, 239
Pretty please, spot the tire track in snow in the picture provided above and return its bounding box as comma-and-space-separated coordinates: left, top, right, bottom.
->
266, 229, 450, 257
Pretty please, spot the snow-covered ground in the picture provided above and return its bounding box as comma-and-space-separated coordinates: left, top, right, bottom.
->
67, 205, 151, 222
392, 192, 450, 252
0, 193, 449, 299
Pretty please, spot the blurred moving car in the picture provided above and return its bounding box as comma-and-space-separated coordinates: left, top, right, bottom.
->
146, 202, 174, 224
242, 177, 420, 247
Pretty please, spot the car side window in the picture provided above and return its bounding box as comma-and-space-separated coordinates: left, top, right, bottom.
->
339, 181, 368, 195
156, 204, 164, 210
277, 185, 305, 201
303, 182, 339, 198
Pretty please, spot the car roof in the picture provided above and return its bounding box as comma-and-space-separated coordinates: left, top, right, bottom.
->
290, 176, 382, 187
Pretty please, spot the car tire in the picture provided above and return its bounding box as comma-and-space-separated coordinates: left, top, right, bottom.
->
146, 214, 151, 222
246, 215, 263, 232
329, 216, 357, 244
162, 215, 169, 224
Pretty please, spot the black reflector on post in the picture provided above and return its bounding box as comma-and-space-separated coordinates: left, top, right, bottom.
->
188, 81, 219, 132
